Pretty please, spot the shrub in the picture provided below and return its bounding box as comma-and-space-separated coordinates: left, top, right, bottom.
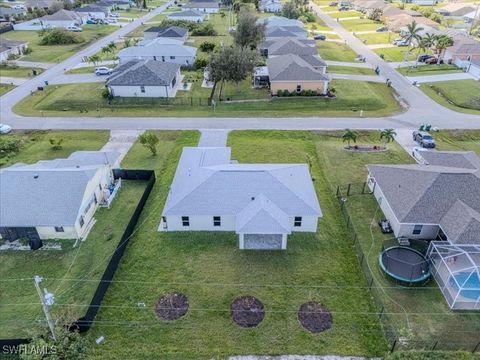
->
22, 47, 33, 55
199, 41, 216, 53
191, 23, 217, 36
193, 57, 208, 70
0, 138, 21, 159
38, 28, 84, 45
101, 87, 111, 99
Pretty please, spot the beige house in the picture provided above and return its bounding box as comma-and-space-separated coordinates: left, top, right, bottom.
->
266, 54, 329, 95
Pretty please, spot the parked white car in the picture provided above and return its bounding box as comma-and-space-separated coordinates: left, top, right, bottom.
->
106, 18, 117, 23
393, 39, 408, 47
110, 13, 120, 17
0, 124, 12, 134
13, 5, 25, 9
67, 26, 82, 32
95, 67, 113, 75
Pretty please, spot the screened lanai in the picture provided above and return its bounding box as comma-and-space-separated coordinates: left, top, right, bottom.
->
427, 242, 480, 310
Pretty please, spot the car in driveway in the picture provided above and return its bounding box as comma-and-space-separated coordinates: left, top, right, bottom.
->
314, 34, 326, 40
95, 67, 113, 75
376, 26, 387, 32
417, 54, 433, 63
67, 26, 82, 32
413, 131, 436, 148
393, 39, 408, 47
0, 124, 12, 134
425, 57, 442, 64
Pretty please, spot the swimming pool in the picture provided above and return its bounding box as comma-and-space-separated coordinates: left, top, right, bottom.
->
450, 272, 480, 301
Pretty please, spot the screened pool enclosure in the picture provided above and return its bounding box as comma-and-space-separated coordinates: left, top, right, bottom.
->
427, 242, 480, 310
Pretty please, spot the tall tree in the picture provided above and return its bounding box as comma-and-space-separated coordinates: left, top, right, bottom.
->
282, 1, 300, 19
433, 35, 454, 63
402, 21, 424, 63
379, 129, 397, 146
233, 8, 265, 49
139, 133, 160, 156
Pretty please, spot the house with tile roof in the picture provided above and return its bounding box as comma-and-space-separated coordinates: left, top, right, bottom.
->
160, 147, 322, 250
106, 59, 181, 97
0, 151, 120, 241
367, 151, 480, 245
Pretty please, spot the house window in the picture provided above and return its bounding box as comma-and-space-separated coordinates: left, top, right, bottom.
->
55, 226, 64, 232
170, 56, 176, 59
413, 224, 423, 235
296, 85, 301, 92
161, 56, 165, 62
213, 216, 221, 227
140, 86, 145, 93
182, 216, 190, 227
79, 216, 85, 228
294, 216, 302, 227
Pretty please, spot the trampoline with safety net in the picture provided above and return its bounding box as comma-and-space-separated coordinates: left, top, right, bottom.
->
379, 246, 431, 286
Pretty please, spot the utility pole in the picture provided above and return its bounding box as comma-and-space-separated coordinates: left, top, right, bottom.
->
34, 275, 56, 341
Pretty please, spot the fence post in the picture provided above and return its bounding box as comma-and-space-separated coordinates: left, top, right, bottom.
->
390, 340, 397, 353
473, 341, 480, 353
347, 183, 351, 196
432, 341, 438, 350
362, 181, 367, 194
336, 186, 340, 197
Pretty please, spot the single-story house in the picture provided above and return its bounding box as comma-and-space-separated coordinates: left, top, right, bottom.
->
436, 3, 475, 17
265, 25, 308, 39
258, 0, 283, 13
0, 7, 27, 22
386, 14, 439, 32
76, 5, 110, 20
25, 0, 63, 10
160, 147, 322, 250
32, 9, 87, 29
167, 9, 207, 22
445, 40, 480, 63
411, 0, 438, 6
367, 151, 480, 244
0, 151, 121, 241
466, 60, 480, 79
266, 54, 329, 95
118, 37, 197, 66
258, 15, 303, 28
96, 0, 131, 10
258, 37, 316, 58
353, 0, 384, 14
183, 1, 219, 13
144, 25, 188, 42
0, 39, 28, 61
380, 6, 405, 21
107, 59, 181, 98
463, 10, 479, 24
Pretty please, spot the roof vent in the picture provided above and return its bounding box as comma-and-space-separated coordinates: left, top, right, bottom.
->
76, 165, 80, 168
251, 196, 255, 201
33, 174, 39, 179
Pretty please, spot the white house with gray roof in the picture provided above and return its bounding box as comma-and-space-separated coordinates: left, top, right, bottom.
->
367, 151, 480, 245
259, 0, 283, 13
107, 59, 181, 98
144, 26, 188, 42
0, 151, 120, 242
160, 147, 322, 250
183, 1, 219, 13
167, 9, 207, 22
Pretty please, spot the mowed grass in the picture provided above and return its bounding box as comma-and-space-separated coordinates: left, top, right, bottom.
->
0, 64, 44, 78
342, 18, 381, 32
0, 180, 147, 339
65, 66, 97, 74
0, 25, 117, 63
396, 64, 463, 77
314, 130, 480, 351
433, 130, 480, 154
85, 130, 387, 359
327, 10, 363, 19
356, 31, 394, 45
0, 130, 109, 167
13, 79, 403, 117
0, 83, 15, 96
328, 65, 376, 75
316, 41, 358, 61
419, 80, 480, 115
373, 46, 432, 62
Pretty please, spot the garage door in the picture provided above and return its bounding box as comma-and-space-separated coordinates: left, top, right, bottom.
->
0, 227, 40, 241
243, 234, 283, 250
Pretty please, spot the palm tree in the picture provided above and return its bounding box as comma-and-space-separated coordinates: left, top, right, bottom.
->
87, 54, 101, 66
379, 128, 397, 146
402, 21, 424, 63
434, 35, 454, 63
342, 129, 358, 148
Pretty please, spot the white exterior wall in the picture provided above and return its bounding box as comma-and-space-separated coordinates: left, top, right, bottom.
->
184, 6, 218, 13
164, 215, 237, 231
413, 0, 437, 5
36, 226, 78, 239
42, 20, 78, 28
291, 216, 318, 232
119, 54, 195, 66
109, 84, 175, 98
13, 20, 44, 31
0, 44, 27, 61
167, 15, 205, 22
467, 62, 480, 79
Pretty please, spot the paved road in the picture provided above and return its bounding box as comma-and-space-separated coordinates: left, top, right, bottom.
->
405, 72, 474, 84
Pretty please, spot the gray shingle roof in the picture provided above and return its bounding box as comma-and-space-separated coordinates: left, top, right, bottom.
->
76, 5, 108, 13
260, 37, 317, 56
107, 59, 180, 86
144, 25, 188, 38
162, 147, 322, 224
118, 38, 197, 57
0, 39, 28, 54
267, 54, 329, 81
168, 9, 206, 17
368, 151, 480, 244
0, 7, 26, 16
184, 1, 219, 8
39, 9, 81, 21
0, 151, 120, 227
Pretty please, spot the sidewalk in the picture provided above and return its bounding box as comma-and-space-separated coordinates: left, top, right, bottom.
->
198, 129, 230, 147
406, 72, 474, 84
101, 130, 144, 162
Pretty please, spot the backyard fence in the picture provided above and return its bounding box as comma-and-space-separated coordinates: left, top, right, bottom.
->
0, 169, 156, 354
336, 183, 480, 353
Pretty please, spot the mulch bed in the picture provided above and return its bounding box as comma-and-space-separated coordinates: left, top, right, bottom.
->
344, 144, 387, 152
298, 301, 333, 333
155, 292, 189, 321
231, 296, 265, 328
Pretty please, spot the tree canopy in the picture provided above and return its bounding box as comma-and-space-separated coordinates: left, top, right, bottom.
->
233, 8, 265, 48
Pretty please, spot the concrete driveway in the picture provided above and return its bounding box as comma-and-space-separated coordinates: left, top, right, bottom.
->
50, 73, 106, 85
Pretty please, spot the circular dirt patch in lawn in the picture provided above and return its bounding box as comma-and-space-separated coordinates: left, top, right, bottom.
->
231, 296, 265, 328
155, 292, 189, 321
298, 302, 332, 333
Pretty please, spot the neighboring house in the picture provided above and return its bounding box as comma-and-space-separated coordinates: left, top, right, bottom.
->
436, 3, 475, 17
25, 0, 62, 10
76, 5, 110, 20
258, 37, 316, 58
367, 151, 480, 244
353, 0, 384, 14
466, 60, 480, 79
265, 25, 308, 39
463, 10, 479, 24
258, 15, 304, 28
167, 9, 207, 22
258, 0, 283, 13
411, 0, 438, 6
37, 9, 86, 29
0, 7, 27, 22
386, 14, 439, 32
0, 39, 28, 61
380, 5, 405, 21
445, 40, 480, 64
96, 0, 131, 10
160, 147, 322, 250
266, 54, 329, 95
107, 59, 181, 98
144, 26, 188, 42
0, 151, 121, 242
183, 1, 219, 13
118, 37, 197, 66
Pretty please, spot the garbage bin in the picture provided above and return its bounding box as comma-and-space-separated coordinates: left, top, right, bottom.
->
32, 69, 37, 76
44, 80, 49, 86
37, 86, 44, 91
29, 239, 43, 250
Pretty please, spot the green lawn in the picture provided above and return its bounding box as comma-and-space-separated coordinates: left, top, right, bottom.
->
0, 83, 15, 96
13, 79, 403, 117
0, 25, 117, 63
373, 47, 431, 62
84, 130, 387, 359
396, 64, 463, 77
317, 41, 358, 61
433, 130, 480, 154
117, 8, 147, 18
0, 130, 109, 167
328, 10, 363, 19
341, 18, 381, 32
65, 66, 97, 74
419, 80, 480, 115
0, 64, 44, 77
328, 65, 376, 75
356, 32, 394, 45
0, 180, 147, 339
314, 131, 480, 352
